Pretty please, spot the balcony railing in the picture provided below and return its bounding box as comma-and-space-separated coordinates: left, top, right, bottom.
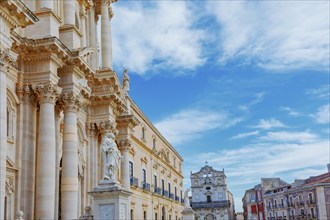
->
163, 190, 169, 197
130, 176, 139, 187
141, 182, 150, 191
169, 193, 174, 199
175, 196, 180, 202
154, 187, 162, 195
191, 200, 230, 209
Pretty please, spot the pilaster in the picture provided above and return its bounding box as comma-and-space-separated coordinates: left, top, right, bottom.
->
119, 139, 132, 191
16, 83, 37, 219
0, 48, 17, 219
34, 81, 61, 220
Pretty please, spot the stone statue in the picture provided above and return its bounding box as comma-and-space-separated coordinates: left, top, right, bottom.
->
101, 132, 121, 181
122, 67, 130, 94
184, 189, 191, 208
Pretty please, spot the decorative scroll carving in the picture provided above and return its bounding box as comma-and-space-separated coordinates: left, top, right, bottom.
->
34, 82, 62, 104
61, 93, 82, 113
5, 176, 14, 195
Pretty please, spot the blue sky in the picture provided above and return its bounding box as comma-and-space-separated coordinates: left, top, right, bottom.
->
111, 1, 329, 211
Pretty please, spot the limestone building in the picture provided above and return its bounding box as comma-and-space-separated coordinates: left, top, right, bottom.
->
262, 171, 330, 220
190, 165, 236, 220
0, 0, 184, 219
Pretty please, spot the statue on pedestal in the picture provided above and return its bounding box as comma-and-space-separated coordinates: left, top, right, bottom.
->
184, 189, 191, 208
101, 132, 121, 182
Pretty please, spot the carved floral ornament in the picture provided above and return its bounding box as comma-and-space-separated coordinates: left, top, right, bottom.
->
0, 47, 18, 70
97, 120, 117, 135
34, 82, 62, 104
60, 93, 82, 112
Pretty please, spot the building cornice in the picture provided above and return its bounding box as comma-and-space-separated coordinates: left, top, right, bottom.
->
0, 0, 38, 28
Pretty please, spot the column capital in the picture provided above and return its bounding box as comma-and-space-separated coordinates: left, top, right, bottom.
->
60, 93, 82, 113
34, 82, 62, 104
0, 48, 18, 72
119, 139, 132, 151
86, 123, 98, 137
97, 120, 117, 135
16, 82, 38, 106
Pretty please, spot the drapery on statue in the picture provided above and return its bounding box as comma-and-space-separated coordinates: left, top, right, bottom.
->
101, 132, 121, 181
184, 189, 191, 208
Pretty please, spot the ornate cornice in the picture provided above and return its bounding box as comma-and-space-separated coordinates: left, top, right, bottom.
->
12, 34, 95, 77
0, 0, 38, 29
34, 81, 62, 104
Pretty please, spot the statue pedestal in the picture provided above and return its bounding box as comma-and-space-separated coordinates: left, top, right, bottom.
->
182, 207, 195, 220
89, 181, 131, 220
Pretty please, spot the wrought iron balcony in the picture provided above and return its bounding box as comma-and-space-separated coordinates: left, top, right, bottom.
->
154, 187, 162, 195
175, 196, 180, 201
169, 193, 174, 199
130, 176, 139, 187
191, 200, 230, 209
141, 182, 150, 191
163, 190, 169, 197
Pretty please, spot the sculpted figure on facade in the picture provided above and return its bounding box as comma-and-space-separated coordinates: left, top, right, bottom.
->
184, 189, 191, 208
122, 67, 130, 94
101, 132, 121, 181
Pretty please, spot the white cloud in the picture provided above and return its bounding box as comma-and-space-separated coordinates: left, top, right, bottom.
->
253, 118, 286, 130
184, 137, 329, 186
238, 92, 265, 112
306, 84, 330, 99
260, 131, 318, 143
313, 104, 330, 124
279, 107, 300, 117
112, 2, 206, 76
231, 130, 259, 140
154, 109, 241, 145
207, 1, 330, 71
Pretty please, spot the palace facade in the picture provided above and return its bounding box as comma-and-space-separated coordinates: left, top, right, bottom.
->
0, 0, 184, 219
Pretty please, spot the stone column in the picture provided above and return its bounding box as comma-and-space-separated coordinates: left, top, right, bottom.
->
0, 56, 7, 220
101, 0, 113, 69
34, 82, 61, 220
120, 140, 131, 191
61, 93, 80, 220
88, 5, 97, 70
63, 0, 75, 26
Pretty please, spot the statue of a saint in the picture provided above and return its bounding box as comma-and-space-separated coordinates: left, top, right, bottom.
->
101, 132, 121, 181
122, 67, 130, 94
184, 189, 191, 208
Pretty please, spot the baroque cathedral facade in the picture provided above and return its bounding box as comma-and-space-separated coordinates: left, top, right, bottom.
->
0, 0, 184, 219
190, 165, 235, 220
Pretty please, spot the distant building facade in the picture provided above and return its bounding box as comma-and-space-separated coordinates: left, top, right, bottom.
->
190, 165, 235, 220
262, 172, 330, 220
243, 168, 330, 220
242, 184, 265, 220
